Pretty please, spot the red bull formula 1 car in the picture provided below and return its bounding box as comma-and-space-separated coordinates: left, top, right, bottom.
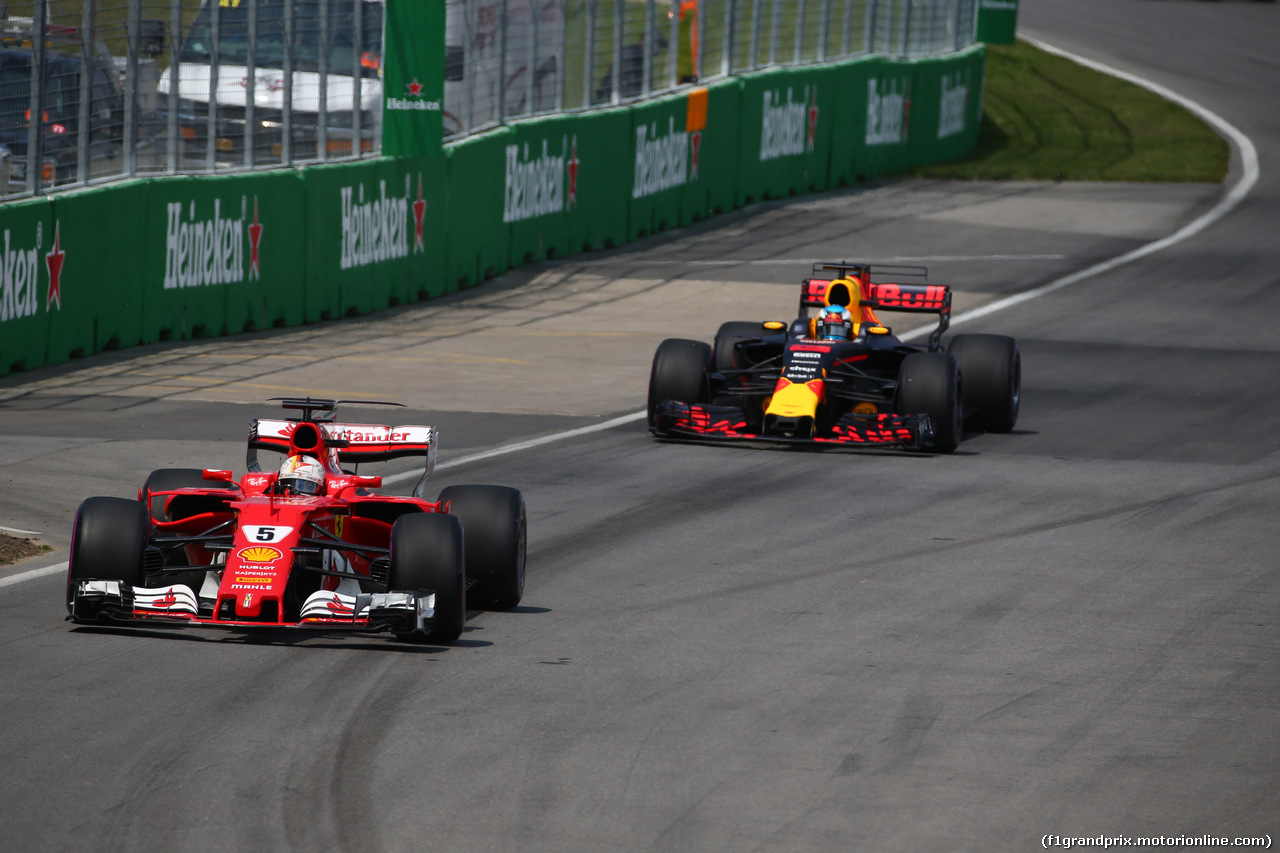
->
66, 398, 526, 644
647, 261, 1021, 453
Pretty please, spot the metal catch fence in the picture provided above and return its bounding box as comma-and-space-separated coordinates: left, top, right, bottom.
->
1, 0, 976, 198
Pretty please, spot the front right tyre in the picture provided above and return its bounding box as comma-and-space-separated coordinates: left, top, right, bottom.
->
647, 338, 712, 429
66, 497, 150, 616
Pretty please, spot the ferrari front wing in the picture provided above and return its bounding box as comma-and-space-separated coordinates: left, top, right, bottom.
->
69, 579, 438, 635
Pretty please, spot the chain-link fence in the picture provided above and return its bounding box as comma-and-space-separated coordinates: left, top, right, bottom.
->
2, 0, 976, 198
443, 0, 975, 136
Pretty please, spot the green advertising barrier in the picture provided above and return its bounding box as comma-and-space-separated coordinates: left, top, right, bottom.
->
682, 78, 743, 225
305, 157, 447, 322
736, 66, 839, 205
629, 93, 690, 241
907, 46, 986, 169
0, 196, 54, 375
1, 42, 990, 378
564, 108, 632, 254
46, 183, 149, 363
827, 56, 880, 188
445, 128, 514, 290
860, 60, 916, 178
144, 172, 308, 340
976, 0, 1019, 45
506, 117, 574, 266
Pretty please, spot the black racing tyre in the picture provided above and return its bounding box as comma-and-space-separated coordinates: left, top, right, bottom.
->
389, 513, 466, 643
897, 352, 962, 454
142, 468, 236, 521
948, 334, 1020, 433
647, 338, 711, 428
713, 321, 763, 373
437, 485, 527, 611
66, 497, 150, 615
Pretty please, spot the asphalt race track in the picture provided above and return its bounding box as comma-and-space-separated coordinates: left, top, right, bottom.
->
1, 2, 1277, 849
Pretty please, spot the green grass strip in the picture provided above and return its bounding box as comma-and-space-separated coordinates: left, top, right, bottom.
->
909, 39, 1229, 182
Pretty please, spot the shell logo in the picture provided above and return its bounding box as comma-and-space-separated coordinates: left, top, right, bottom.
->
238, 546, 284, 563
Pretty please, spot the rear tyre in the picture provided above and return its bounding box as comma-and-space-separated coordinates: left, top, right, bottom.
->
142, 468, 236, 521
67, 497, 150, 615
141, 468, 237, 588
897, 352, 962, 454
713, 321, 763, 373
437, 485, 527, 610
647, 338, 711, 428
389, 513, 466, 643
948, 334, 1020, 433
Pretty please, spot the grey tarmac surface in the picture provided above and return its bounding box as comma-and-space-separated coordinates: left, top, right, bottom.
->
1, 2, 1278, 849
0, 179, 1218, 542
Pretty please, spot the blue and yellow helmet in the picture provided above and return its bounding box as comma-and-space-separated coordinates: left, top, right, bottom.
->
816, 304, 853, 341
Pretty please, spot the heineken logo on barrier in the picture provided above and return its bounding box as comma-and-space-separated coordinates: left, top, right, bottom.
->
866, 78, 911, 146
163, 197, 262, 289
340, 174, 425, 270
387, 77, 441, 112
759, 85, 818, 162
503, 136, 573, 223
937, 70, 971, 141
633, 117, 690, 199
1, 220, 64, 323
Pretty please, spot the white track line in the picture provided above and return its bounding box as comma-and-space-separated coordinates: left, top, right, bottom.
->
920, 37, 1260, 333
382, 410, 649, 486
0, 525, 43, 536
4, 41, 1258, 592
0, 561, 67, 589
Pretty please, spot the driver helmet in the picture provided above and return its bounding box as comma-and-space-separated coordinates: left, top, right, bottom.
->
816, 304, 854, 341
278, 454, 325, 496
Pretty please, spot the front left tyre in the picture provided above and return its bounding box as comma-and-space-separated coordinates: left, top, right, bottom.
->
897, 352, 963, 454
66, 497, 150, 616
388, 513, 466, 644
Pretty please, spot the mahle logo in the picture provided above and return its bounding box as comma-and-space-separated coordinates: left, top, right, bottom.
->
164, 197, 263, 289
339, 174, 426, 270
633, 117, 690, 199
937, 70, 971, 140
1, 220, 65, 323
760, 85, 818, 161
866, 78, 911, 146
503, 136, 574, 223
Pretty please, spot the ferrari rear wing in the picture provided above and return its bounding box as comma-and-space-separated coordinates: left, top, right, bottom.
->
247, 419, 438, 498
802, 261, 951, 347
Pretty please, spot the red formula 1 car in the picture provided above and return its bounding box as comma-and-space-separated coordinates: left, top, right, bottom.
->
66, 398, 527, 644
647, 261, 1021, 453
